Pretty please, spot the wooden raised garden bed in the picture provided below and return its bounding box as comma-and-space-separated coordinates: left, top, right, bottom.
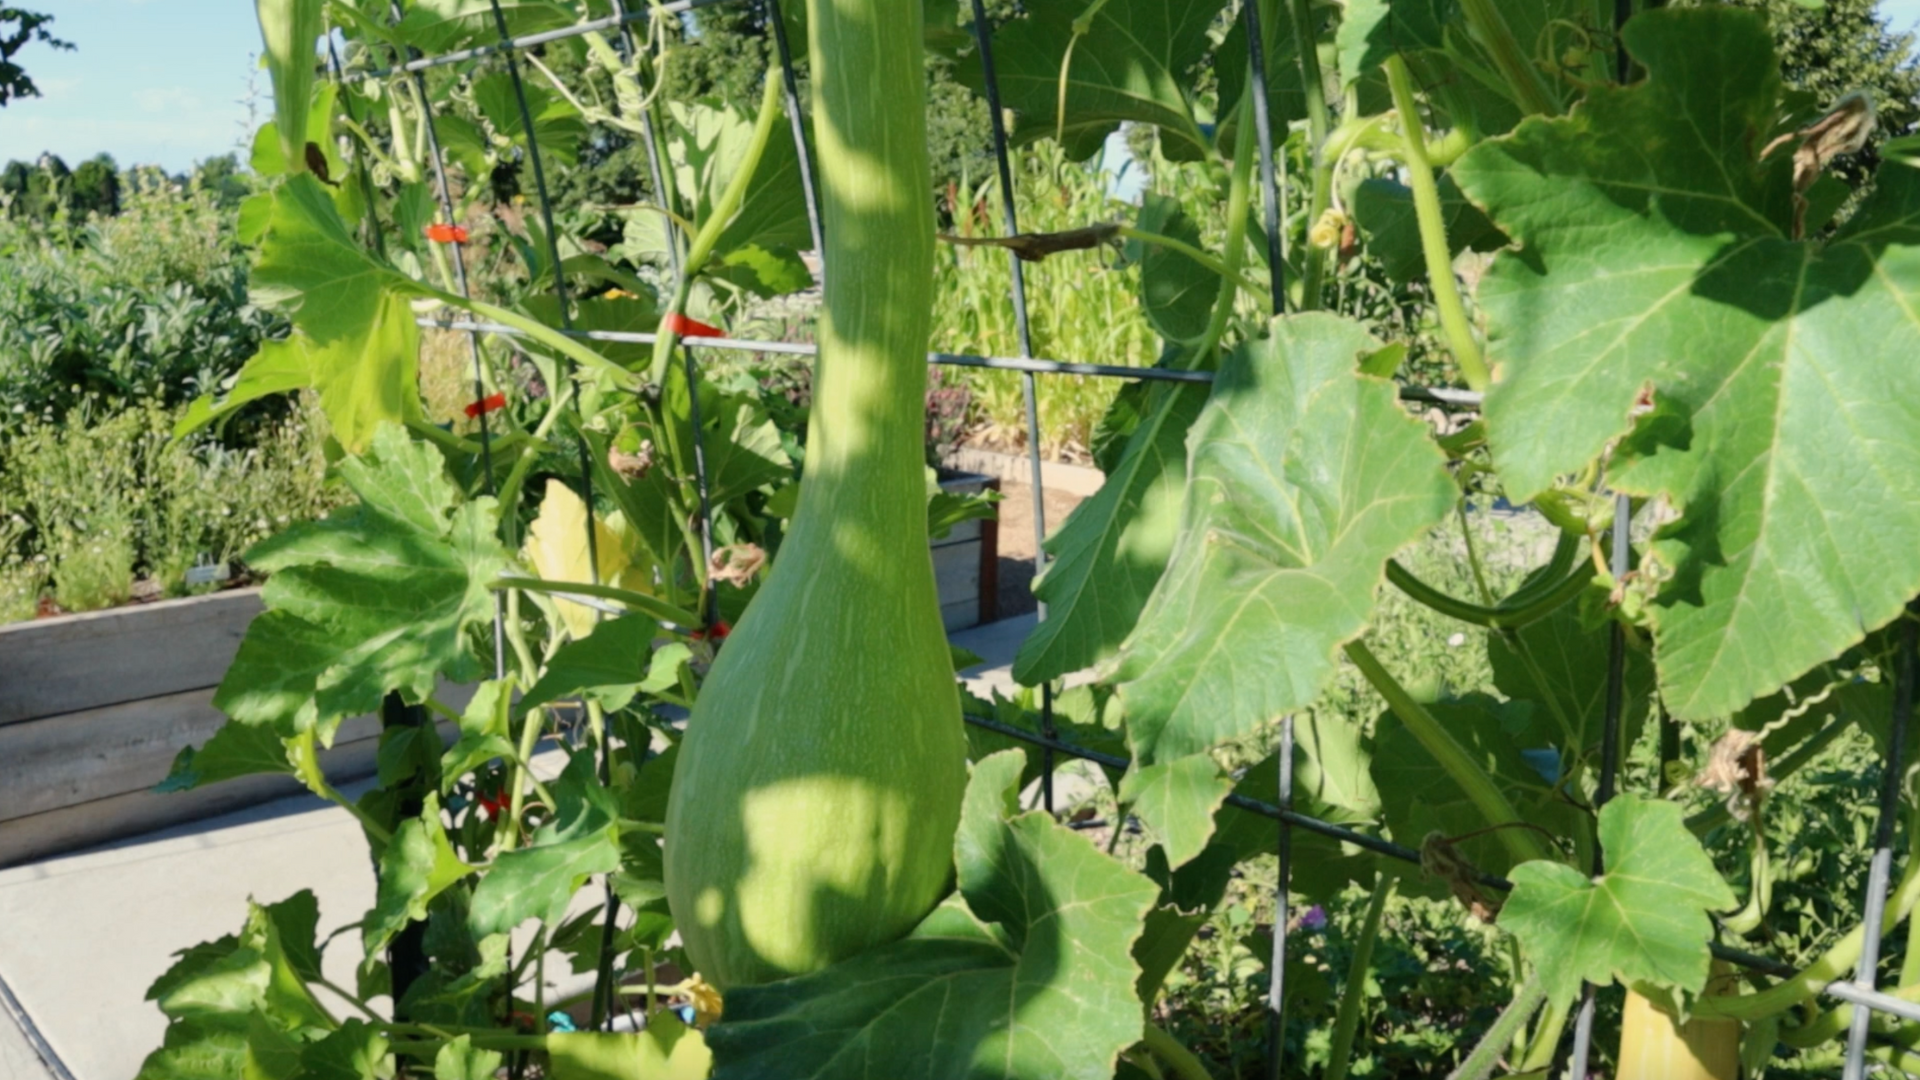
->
0, 590, 393, 868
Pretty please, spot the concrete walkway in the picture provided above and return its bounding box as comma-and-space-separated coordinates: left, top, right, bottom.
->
0, 615, 1039, 1080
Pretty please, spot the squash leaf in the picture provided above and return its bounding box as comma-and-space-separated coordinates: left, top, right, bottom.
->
1014, 379, 1207, 686
364, 794, 476, 958
179, 173, 429, 452
708, 750, 1159, 1079
1128, 195, 1216, 343
472, 71, 586, 169
213, 424, 508, 741
1350, 176, 1505, 285
469, 754, 624, 936
393, 0, 575, 54
525, 479, 644, 640
434, 1036, 504, 1080
1117, 755, 1234, 869
1498, 794, 1738, 1009
1453, 7, 1920, 720
952, 0, 1220, 159
1111, 314, 1456, 767
1371, 695, 1582, 895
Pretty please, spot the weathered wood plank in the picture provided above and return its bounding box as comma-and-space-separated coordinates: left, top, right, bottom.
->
0, 689, 382, 825
933, 541, 982, 604
0, 590, 263, 726
0, 732, 388, 870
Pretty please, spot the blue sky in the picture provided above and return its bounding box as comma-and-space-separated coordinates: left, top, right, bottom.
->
3, 0, 1920, 173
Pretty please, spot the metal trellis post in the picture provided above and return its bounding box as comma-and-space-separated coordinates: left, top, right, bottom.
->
965, 0, 1057, 814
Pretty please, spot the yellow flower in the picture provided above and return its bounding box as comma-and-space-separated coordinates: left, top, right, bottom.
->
682, 974, 723, 1027
1308, 208, 1348, 250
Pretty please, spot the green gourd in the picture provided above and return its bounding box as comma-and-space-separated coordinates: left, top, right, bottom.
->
661, 0, 967, 989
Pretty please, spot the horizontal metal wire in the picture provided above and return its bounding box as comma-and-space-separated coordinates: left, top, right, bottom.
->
1826, 981, 1920, 1025
420, 317, 1485, 402
339, 0, 734, 82
963, 711, 1805, 981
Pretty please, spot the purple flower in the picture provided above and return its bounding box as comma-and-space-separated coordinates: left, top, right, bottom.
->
1297, 905, 1327, 931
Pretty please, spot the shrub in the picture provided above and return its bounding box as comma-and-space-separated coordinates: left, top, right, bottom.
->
0, 398, 345, 620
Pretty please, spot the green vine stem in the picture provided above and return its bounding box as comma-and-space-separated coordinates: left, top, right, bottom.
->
1455, 0, 1561, 117
1385, 557, 1594, 629
287, 729, 393, 845
1446, 968, 1549, 1080
1142, 1021, 1215, 1080
1901, 800, 1920, 988
1285, 0, 1334, 309
1115, 225, 1266, 304
1779, 984, 1920, 1048
1326, 873, 1396, 1080
1517, 990, 1570, 1071
1194, 71, 1262, 359
1721, 815, 1772, 936
1344, 639, 1553, 866
1383, 56, 1490, 392
647, 67, 786, 388
491, 576, 701, 628
1694, 848, 1920, 1021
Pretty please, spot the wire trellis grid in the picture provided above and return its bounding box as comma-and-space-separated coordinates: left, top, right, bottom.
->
315, 1, 1920, 1075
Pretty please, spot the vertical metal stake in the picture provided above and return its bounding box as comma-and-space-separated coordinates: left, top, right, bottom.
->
763, 0, 825, 262
1268, 716, 1295, 1079
1568, 492, 1632, 1077
965, 0, 1055, 811
387, 0, 508, 678
1843, 604, 1919, 1079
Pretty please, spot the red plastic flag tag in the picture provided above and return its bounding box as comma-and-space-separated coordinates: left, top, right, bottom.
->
663, 312, 723, 338
425, 223, 470, 244
464, 391, 507, 418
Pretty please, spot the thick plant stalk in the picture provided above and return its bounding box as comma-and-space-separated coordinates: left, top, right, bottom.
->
1326, 874, 1396, 1080
1456, 0, 1560, 117
1384, 56, 1489, 392
255, 0, 325, 173
663, 0, 967, 988
1285, 0, 1334, 308
648, 70, 788, 386
1447, 969, 1548, 1080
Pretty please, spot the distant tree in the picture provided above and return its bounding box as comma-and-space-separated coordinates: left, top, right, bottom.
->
1693, 0, 1919, 182
191, 154, 253, 209
22, 151, 66, 221
0, 157, 28, 214
69, 152, 119, 219
0, 8, 70, 107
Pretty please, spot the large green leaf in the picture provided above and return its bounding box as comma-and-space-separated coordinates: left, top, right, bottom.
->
469, 754, 624, 936
1111, 314, 1457, 766
953, 0, 1222, 158
472, 71, 587, 169
521, 615, 665, 713
393, 0, 575, 54
1488, 602, 1654, 756
364, 795, 475, 958
707, 751, 1159, 1078
1351, 175, 1505, 285
1013, 379, 1207, 685
180, 174, 428, 452
618, 98, 814, 294
1117, 755, 1234, 869
212, 424, 507, 740
1453, 7, 1920, 719
1499, 794, 1737, 1008
1335, 0, 1451, 85
1372, 695, 1580, 894
157, 719, 298, 792
1129, 195, 1217, 343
